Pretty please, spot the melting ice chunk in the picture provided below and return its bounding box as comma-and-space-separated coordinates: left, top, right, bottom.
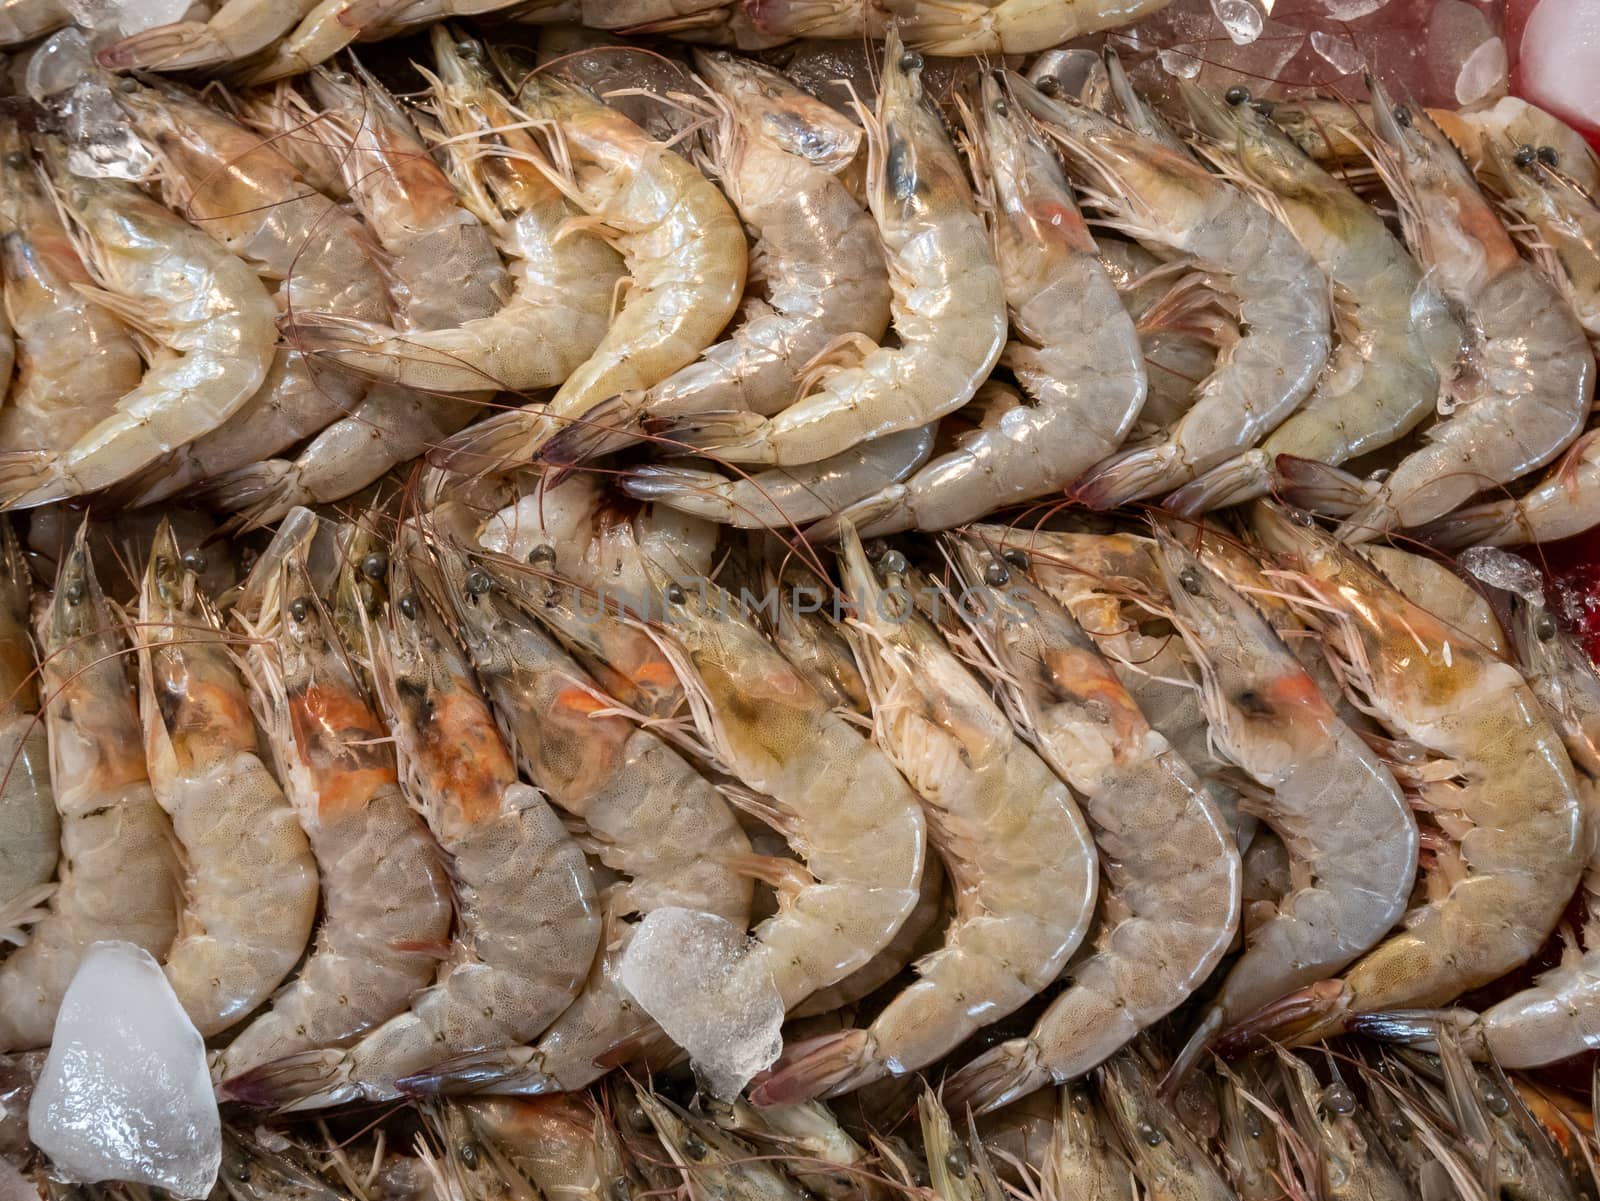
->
1310, 30, 1363, 76
1454, 36, 1507, 105
24, 28, 92, 101
1460, 547, 1545, 608
1210, 0, 1263, 45
619, 908, 784, 1100
64, 0, 189, 35
28, 941, 220, 1200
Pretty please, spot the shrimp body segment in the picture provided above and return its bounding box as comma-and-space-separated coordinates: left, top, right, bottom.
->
216, 521, 452, 1085
136, 523, 319, 1037
748, 0, 1171, 53
752, 527, 1098, 1102
0, 523, 52, 942
1014, 76, 1331, 508
1231, 502, 1586, 1049
943, 535, 1240, 1114
97, 0, 320, 70
1154, 528, 1417, 1083
0, 152, 278, 510
0, 524, 179, 1051
663, 28, 1005, 468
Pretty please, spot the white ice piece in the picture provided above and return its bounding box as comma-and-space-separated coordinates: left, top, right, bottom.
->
1519, 0, 1600, 135
28, 941, 221, 1201
1211, 0, 1264, 45
618, 908, 784, 1100
1313, 0, 1383, 17
1459, 547, 1545, 608
1310, 29, 1363, 75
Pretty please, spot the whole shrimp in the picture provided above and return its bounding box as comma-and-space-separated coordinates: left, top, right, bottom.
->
815, 71, 1146, 538
1097, 1051, 1238, 1201
0, 124, 143, 461
641, 556, 927, 1014
0, 142, 278, 510
396, 541, 751, 1095
286, 31, 623, 397
445, 60, 747, 465
225, 539, 599, 1107
206, 60, 507, 528
215, 517, 452, 1085
941, 534, 1240, 1115
457, 1095, 637, 1201
1039, 1083, 1137, 1201
1289, 81, 1594, 543
1154, 528, 1417, 1085
1012, 74, 1331, 508
536, 48, 891, 468
746, 0, 1171, 53
1422, 429, 1600, 548
112, 78, 391, 505
135, 521, 319, 1037
0, 523, 178, 1051
655, 28, 1005, 468
751, 526, 1097, 1103
635, 1088, 811, 1201
1166, 85, 1454, 515
97, 0, 319, 69
1222, 501, 1586, 1051
1277, 1051, 1410, 1201
0, 523, 54, 943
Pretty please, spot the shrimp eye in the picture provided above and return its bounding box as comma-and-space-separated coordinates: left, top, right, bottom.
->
457, 40, 481, 59
1514, 143, 1538, 168
64, 578, 85, 605
330, 71, 353, 85
3, 151, 25, 168
459, 1142, 480, 1169
665, 583, 686, 605
155, 555, 173, 576
361, 551, 388, 581
898, 50, 923, 72
1037, 76, 1062, 97
527, 544, 556, 565
609, 1181, 628, 1201
1482, 1087, 1510, 1116
465, 568, 493, 597
1178, 567, 1204, 595
992, 98, 1009, 117
878, 549, 908, 576
983, 560, 1009, 587
1235, 688, 1272, 718
289, 596, 311, 622
944, 1148, 969, 1178
117, 77, 138, 93
1323, 1083, 1357, 1115
1249, 97, 1276, 116
1225, 85, 1250, 106
1536, 614, 1558, 641
398, 593, 419, 620
1137, 1121, 1163, 1146
182, 550, 207, 573
1392, 105, 1411, 127
232, 1163, 252, 1182
1537, 145, 1560, 167
682, 1133, 706, 1159
1245, 1113, 1263, 1139
1388, 1116, 1410, 1139
1003, 548, 1029, 570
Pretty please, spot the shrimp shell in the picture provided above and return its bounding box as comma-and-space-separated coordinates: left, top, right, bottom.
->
0, 521, 52, 944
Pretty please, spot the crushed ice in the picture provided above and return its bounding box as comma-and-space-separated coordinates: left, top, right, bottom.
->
28, 941, 221, 1200
1313, 0, 1385, 17
1454, 36, 1508, 106
1211, 0, 1264, 45
1460, 547, 1546, 608
618, 908, 784, 1100
1310, 30, 1364, 75
24, 32, 154, 180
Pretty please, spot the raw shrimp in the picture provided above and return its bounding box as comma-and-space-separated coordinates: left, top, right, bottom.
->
1013, 75, 1331, 508
746, 0, 1170, 53
1040, 1083, 1137, 1201
1098, 1052, 1237, 1201
761, 559, 870, 717
1278, 1051, 1410, 1201
226, 541, 599, 1107
396, 542, 750, 1095
446, 63, 746, 464
0, 524, 178, 1051
818, 72, 1146, 537
624, 424, 934, 529
1361, 544, 1505, 656
1422, 429, 1600, 548
751, 528, 1096, 1103
658, 28, 1005, 467
1155, 529, 1416, 1084
1302, 82, 1594, 543
287, 31, 623, 396
1166, 86, 1452, 515
0, 0, 67, 44
642, 556, 927, 1012
1222, 502, 1586, 1050
942, 535, 1239, 1115
113, 79, 391, 505
0, 523, 53, 942
635, 1089, 810, 1201
97, 0, 319, 69
1216, 1066, 1282, 1201
0, 144, 278, 510
459, 1095, 636, 1201
215, 519, 452, 1084
712, 1096, 886, 1201
0, 124, 144, 460
135, 521, 319, 1036
535, 48, 890, 467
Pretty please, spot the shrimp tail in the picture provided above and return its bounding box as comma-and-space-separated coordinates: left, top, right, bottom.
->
805, 484, 914, 543
1271, 454, 1373, 518
218, 1049, 356, 1111
434, 408, 544, 475
534, 390, 652, 471
941, 1039, 1051, 1116
652, 410, 769, 459
1212, 978, 1352, 1055
1165, 451, 1272, 516
1413, 502, 1517, 549
1072, 443, 1183, 510
620, 464, 724, 503
1346, 1007, 1480, 1053
1162, 1006, 1224, 1094
201, 461, 298, 533
0, 451, 62, 510
395, 1048, 558, 1098
747, 1029, 874, 1106
96, 22, 215, 69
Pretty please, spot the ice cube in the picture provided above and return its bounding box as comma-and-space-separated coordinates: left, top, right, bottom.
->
64, 79, 156, 180
1211, 0, 1263, 46
1159, 46, 1204, 79
27, 941, 221, 1201
24, 28, 92, 101
1313, 0, 1384, 17
618, 908, 784, 1101
1517, 0, 1600, 137
63, 0, 188, 34
1460, 547, 1545, 607
1455, 35, 1507, 105
1310, 30, 1363, 75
